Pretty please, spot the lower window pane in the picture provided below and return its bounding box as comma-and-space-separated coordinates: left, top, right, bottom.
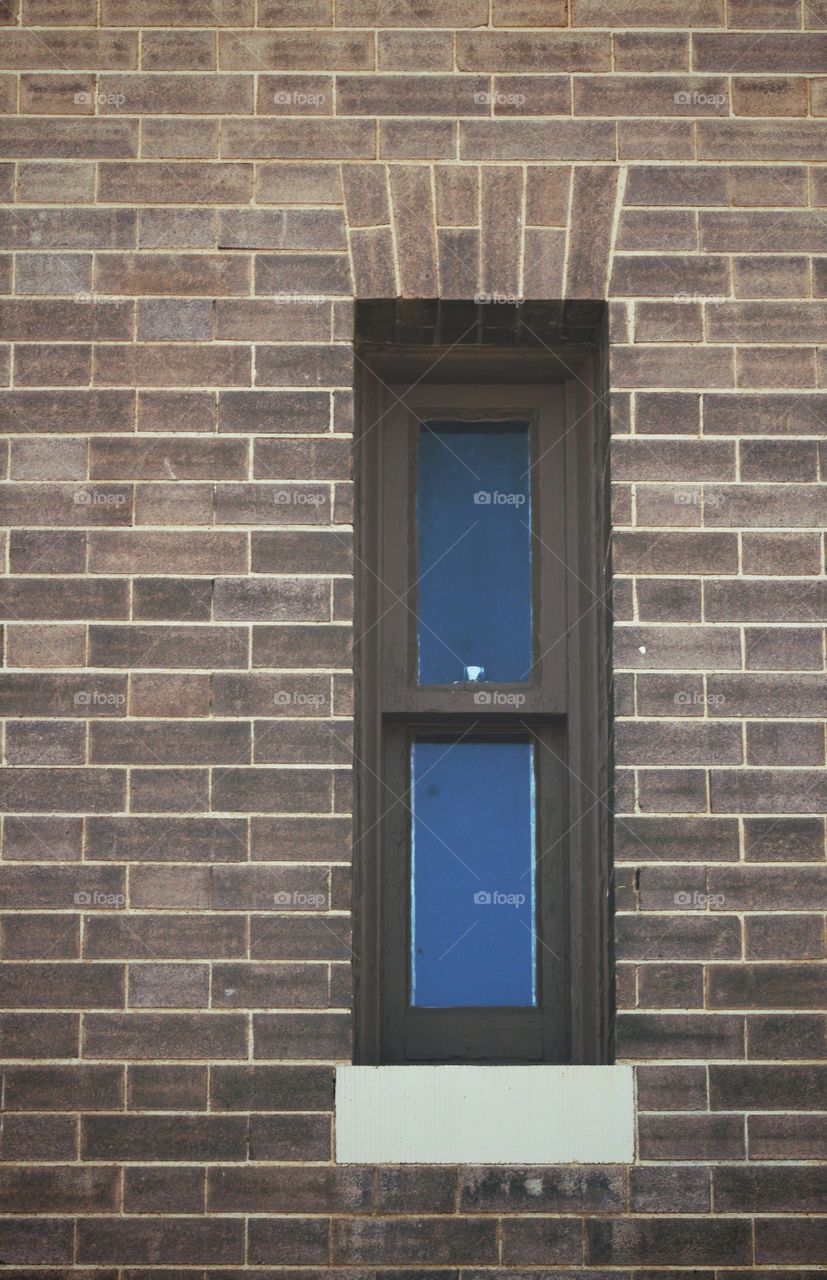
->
410, 736, 537, 1008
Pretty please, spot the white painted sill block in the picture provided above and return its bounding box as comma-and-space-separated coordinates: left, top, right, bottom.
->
335, 1064, 635, 1164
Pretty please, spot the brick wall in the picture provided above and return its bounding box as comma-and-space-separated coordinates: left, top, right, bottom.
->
1, 0, 826, 1272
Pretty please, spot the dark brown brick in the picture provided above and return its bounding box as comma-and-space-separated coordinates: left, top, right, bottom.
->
77, 1217, 243, 1266
638, 1113, 745, 1161
83, 1115, 246, 1162
332, 1219, 498, 1266
210, 1165, 370, 1213
586, 1217, 750, 1266
83, 1011, 246, 1059
127, 1064, 207, 1111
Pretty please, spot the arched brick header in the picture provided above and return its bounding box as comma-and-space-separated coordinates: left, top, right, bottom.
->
341, 163, 621, 300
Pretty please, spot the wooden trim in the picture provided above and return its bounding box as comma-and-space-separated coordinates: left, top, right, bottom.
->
354, 349, 612, 1066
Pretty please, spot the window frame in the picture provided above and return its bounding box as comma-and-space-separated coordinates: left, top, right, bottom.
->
354, 350, 612, 1067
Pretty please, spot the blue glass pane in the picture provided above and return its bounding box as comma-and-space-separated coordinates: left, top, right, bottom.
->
411, 737, 536, 1008
417, 421, 532, 685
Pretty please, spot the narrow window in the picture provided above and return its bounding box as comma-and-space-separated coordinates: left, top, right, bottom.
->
356, 337, 611, 1066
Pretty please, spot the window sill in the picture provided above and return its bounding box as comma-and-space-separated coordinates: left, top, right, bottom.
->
335, 1064, 634, 1164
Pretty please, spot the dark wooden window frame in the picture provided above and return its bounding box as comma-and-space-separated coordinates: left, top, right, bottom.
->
354, 347, 613, 1066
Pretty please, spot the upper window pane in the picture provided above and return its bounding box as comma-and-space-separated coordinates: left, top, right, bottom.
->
410, 735, 537, 1009
416, 420, 532, 685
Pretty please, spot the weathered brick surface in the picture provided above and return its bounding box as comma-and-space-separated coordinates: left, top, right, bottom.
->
0, 0, 824, 1271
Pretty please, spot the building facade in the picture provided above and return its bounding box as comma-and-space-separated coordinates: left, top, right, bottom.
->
0, 0, 826, 1273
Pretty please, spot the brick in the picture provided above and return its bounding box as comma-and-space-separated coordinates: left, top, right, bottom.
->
696, 32, 827, 71
210, 1063, 333, 1111
710, 963, 827, 1009
458, 31, 610, 71
340, 74, 487, 116
728, 0, 802, 23
85, 914, 244, 959
636, 1064, 708, 1111
638, 1113, 744, 1161
617, 1013, 744, 1058
714, 1065, 824, 1109
586, 1218, 750, 1266
96, 252, 248, 296
77, 1217, 243, 1266
2, 1064, 123, 1111
2, 913, 79, 959
379, 119, 454, 159
141, 29, 216, 69
0, 1166, 118, 1213
83, 1114, 245, 1161
0, 1219, 73, 1264
747, 718, 824, 764
248, 911, 350, 962
612, 346, 734, 389
733, 74, 807, 115
746, 914, 825, 959
124, 1165, 205, 1213
698, 120, 827, 160
461, 1166, 625, 1213
750, 1114, 827, 1159
128, 962, 209, 1008
248, 1112, 330, 1160
87, 816, 245, 862
210, 1165, 370, 1212
0, 961, 123, 1008
614, 31, 690, 70
3, 816, 84, 862
84, 1011, 246, 1059
501, 1218, 584, 1264
0, 1012, 79, 1057
612, 254, 728, 298
0, 118, 138, 159
619, 120, 695, 160
0, 767, 125, 813
253, 1010, 350, 1058
127, 1064, 206, 1111
378, 30, 453, 70
752, 1011, 827, 1057
0, 1113, 77, 1161
0, 29, 137, 69
223, 119, 374, 159
462, 120, 615, 160
248, 1218, 330, 1265
332, 1219, 498, 1266
494, 0, 567, 20
17, 161, 96, 203
631, 1165, 711, 1212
